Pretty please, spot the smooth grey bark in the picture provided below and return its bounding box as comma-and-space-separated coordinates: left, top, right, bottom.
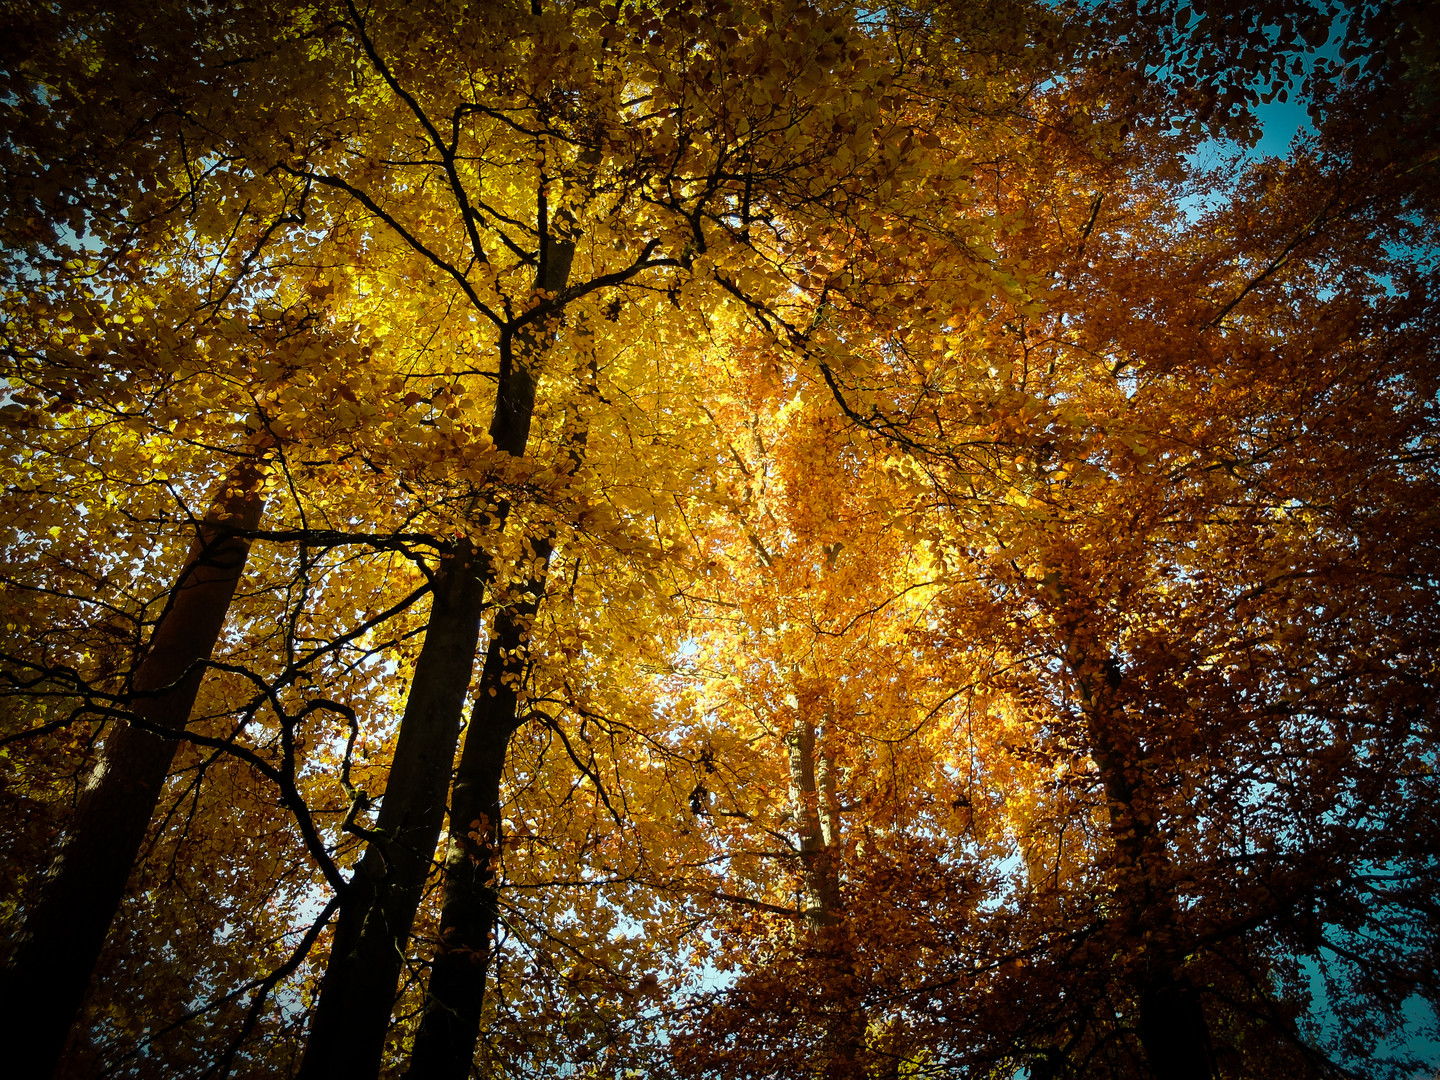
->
787, 701, 841, 934
0, 445, 273, 1080
786, 691, 864, 1080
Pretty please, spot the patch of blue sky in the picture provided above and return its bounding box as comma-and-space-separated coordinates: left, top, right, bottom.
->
1180, 19, 1343, 218
1300, 949, 1440, 1080
1180, 93, 1313, 221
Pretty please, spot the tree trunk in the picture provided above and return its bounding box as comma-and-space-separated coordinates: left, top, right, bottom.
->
786, 690, 863, 1080
1072, 649, 1215, 1080
402, 538, 550, 1080
1138, 977, 1213, 1080
397, 172, 593, 1074
300, 174, 582, 1080
0, 443, 273, 1080
787, 699, 840, 934
297, 542, 488, 1080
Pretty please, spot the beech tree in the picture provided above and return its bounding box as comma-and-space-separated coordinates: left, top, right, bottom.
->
0, 435, 276, 1071
1, 1, 1435, 1079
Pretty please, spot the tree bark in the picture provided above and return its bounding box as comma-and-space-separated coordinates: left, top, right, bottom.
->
396, 159, 594, 1075
300, 165, 582, 1080
1072, 649, 1216, 1080
786, 690, 863, 1080
1138, 977, 1214, 1080
297, 541, 488, 1080
406, 352, 591, 1078
786, 701, 840, 934
0, 443, 273, 1080
402, 538, 550, 1080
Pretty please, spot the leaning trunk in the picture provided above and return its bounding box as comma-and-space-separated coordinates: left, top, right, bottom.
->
0, 442, 273, 1079
403, 537, 551, 1080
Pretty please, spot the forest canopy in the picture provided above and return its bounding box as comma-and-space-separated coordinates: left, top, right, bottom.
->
0, 1, 1436, 1079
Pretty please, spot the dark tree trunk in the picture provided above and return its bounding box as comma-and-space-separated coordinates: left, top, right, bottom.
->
1074, 650, 1216, 1080
393, 161, 588, 1079
0, 444, 273, 1080
402, 539, 549, 1080
297, 542, 488, 1080
404, 353, 588, 1079
300, 190, 580, 1080
1138, 977, 1214, 1080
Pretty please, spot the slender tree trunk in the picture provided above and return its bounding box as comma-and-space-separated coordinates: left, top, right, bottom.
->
399, 181, 596, 1074
787, 702, 840, 933
402, 537, 550, 1080
297, 541, 488, 1080
786, 691, 862, 1080
407, 359, 591, 1078
300, 179, 582, 1080
0, 443, 273, 1079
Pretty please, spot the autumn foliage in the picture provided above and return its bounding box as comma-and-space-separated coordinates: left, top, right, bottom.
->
1, 1, 1436, 1079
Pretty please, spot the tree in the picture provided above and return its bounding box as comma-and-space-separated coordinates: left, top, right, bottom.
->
0, 436, 275, 1074
666, 5, 1438, 1076
2, 1, 1435, 1079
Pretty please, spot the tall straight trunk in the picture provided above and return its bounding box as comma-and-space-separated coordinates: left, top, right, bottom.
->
403, 536, 551, 1080
0, 442, 273, 1079
786, 702, 840, 933
296, 541, 488, 1080
786, 691, 862, 1080
399, 168, 597, 1074
1073, 650, 1215, 1080
299, 189, 581, 1080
